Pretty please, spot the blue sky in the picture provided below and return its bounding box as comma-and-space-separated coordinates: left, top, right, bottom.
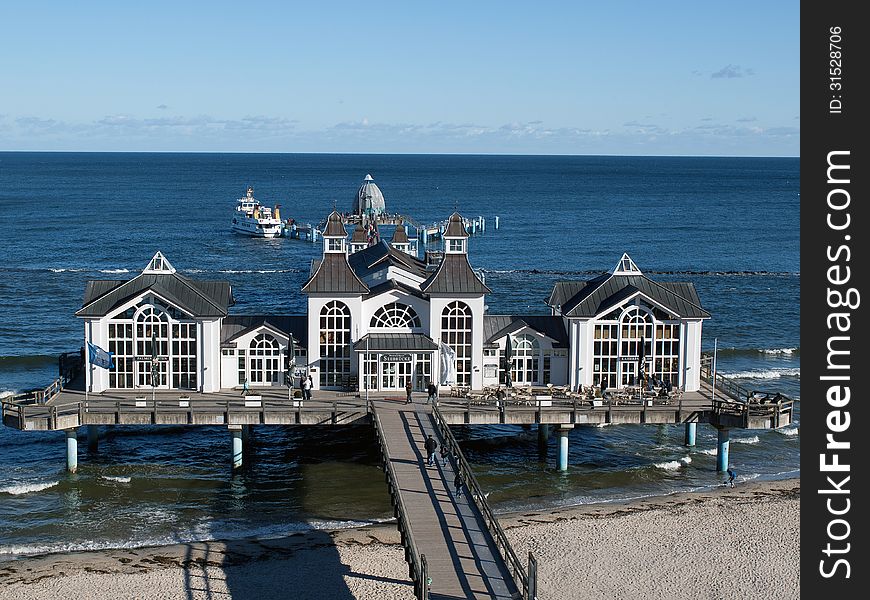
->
0, 1, 799, 155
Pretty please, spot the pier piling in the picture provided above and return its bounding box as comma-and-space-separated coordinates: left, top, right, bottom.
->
231, 427, 243, 469
684, 422, 697, 447
87, 425, 99, 452
66, 429, 78, 473
715, 427, 730, 472
557, 426, 573, 471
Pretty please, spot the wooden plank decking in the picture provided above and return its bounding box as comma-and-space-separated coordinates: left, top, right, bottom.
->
376, 399, 518, 600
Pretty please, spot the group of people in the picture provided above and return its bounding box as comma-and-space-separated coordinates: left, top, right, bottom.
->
298, 374, 314, 400
423, 434, 463, 498
405, 380, 439, 405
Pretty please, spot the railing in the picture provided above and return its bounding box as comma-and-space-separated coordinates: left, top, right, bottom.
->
701, 354, 795, 427
371, 406, 428, 600
433, 404, 538, 600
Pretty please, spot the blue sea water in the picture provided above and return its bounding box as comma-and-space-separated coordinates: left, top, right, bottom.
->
0, 153, 799, 557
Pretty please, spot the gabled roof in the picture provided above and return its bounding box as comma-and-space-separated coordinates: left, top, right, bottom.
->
351, 222, 368, 243
364, 279, 429, 301
302, 252, 369, 294
444, 212, 469, 237
353, 333, 438, 352
348, 241, 430, 280
421, 253, 490, 295
546, 280, 595, 309
483, 315, 569, 347
221, 315, 308, 347
76, 255, 233, 318
559, 273, 709, 319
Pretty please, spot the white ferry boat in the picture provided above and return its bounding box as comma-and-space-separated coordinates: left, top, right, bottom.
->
231, 187, 283, 238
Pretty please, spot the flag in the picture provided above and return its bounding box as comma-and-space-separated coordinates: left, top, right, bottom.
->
502, 335, 514, 387
439, 342, 456, 385
87, 342, 114, 370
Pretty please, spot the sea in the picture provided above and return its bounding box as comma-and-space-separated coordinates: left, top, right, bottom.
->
0, 153, 799, 558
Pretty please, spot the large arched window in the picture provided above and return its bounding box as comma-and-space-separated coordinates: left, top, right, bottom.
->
249, 333, 281, 384
441, 301, 472, 386
135, 305, 169, 387
510, 334, 540, 384
370, 302, 422, 329
319, 301, 351, 386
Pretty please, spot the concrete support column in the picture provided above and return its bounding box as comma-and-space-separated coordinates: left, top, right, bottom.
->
231, 427, 243, 470
87, 425, 99, 452
66, 429, 78, 473
537, 424, 550, 453
557, 426, 573, 471
684, 422, 697, 447
716, 427, 730, 472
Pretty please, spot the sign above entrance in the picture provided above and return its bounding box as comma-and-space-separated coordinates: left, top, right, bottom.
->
381, 353, 412, 362
135, 356, 169, 362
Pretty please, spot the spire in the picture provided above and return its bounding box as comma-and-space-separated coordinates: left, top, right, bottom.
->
612, 253, 642, 275
143, 251, 175, 274
322, 211, 347, 254
444, 212, 468, 254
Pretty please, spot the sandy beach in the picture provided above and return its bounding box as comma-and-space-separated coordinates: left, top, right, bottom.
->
0, 479, 799, 600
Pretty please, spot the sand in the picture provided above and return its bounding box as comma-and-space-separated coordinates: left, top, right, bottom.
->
0, 479, 799, 600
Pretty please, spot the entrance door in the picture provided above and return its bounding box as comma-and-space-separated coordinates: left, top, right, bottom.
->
250, 355, 280, 384
380, 360, 411, 390
136, 359, 169, 388
620, 360, 638, 387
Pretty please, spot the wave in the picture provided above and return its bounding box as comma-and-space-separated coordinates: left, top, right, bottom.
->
0, 354, 58, 370
0, 517, 395, 558
653, 456, 692, 471
722, 368, 800, 380
776, 426, 799, 437
480, 268, 799, 277
715, 347, 799, 357
0, 481, 59, 495
732, 436, 760, 445
100, 476, 132, 483
218, 269, 302, 274
99, 268, 130, 274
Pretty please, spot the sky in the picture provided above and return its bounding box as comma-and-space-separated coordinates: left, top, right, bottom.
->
0, 1, 799, 155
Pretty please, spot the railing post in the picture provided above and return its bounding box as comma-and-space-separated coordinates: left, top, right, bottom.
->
420, 553, 429, 600
528, 551, 538, 600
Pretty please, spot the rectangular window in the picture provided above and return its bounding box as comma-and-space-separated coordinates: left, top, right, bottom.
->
328, 238, 343, 252
448, 239, 464, 252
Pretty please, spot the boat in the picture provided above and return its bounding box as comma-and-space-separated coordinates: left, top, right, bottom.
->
231, 186, 283, 238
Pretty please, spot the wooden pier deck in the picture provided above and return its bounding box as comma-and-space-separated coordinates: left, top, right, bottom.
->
374, 400, 519, 599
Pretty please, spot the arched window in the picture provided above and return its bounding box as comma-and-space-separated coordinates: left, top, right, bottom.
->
135, 305, 169, 387
441, 301, 472, 386
370, 303, 422, 328
319, 301, 351, 387
249, 333, 281, 384
510, 334, 540, 384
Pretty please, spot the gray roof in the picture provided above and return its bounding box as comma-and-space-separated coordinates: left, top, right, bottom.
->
557, 274, 709, 319
421, 253, 491, 295
323, 211, 347, 237
348, 241, 430, 280
302, 253, 369, 294
77, 273, 233, 318
444, 212, 469, 237
546, 280, 594, 309
353, 333, 438, 352
391, 224, 409, 244
364, 279, 429, 301
221, 315, 308, 347
352, 174, 386, 215
484, 315, 569, 347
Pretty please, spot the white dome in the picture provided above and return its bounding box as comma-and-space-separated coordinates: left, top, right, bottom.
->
353, 174, 386, 216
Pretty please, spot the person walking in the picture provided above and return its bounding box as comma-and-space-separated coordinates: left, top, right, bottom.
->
453, 470, 463, 498
426, 381, 437, 405
241, 378, 250, 396
302, 375, 311, 401
307, 375, 314, 400
440, 444, 450, 467
423, 434, 438, 467
405, 379, 413, 404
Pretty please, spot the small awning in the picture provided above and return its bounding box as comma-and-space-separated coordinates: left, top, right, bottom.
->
353, 333, 438, 352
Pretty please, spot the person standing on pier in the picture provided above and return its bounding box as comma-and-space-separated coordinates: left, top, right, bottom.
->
454, 470, 463, 498
406, 379, 413, 404
440, 444, 450, 467
424, 434, 438, 467
302, 375, 311, 401
427, 380, 437, 404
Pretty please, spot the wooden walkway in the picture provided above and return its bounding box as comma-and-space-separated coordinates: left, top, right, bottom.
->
375, 398, 519, 600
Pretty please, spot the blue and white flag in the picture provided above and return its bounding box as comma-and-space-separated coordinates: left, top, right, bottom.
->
87, 342, 114, 369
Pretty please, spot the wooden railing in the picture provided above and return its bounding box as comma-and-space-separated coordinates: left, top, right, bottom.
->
433, 404, 538, 600
371, 406, 428, 600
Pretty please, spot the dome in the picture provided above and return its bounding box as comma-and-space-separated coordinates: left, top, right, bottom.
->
352, 174, 386, 216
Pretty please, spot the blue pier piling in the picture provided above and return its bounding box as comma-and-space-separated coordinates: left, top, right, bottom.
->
716, 427, 730, 472
557, 426, 572, 471
87, 425, 99, 452
66, 429, 78, 473
684, 422, 697, 447
231, 428, 243, 469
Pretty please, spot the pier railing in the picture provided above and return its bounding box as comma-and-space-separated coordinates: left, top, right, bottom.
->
371, 406, 428, 600
432, 404, 538, 600
7, 351, 83, 406
700, 355, 794, 427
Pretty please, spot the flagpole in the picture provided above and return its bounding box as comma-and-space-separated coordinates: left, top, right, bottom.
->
711, 337, 718, 403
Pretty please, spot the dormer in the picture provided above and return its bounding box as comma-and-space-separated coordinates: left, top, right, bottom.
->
391, 222, 411, 255
349, 222, 368, 254
143, 251, 176, 274
612, 253, 642, 275
443, 212, 468, 254
322, 211, 347, 254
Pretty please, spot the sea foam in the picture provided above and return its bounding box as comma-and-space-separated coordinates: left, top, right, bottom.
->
0, 481, 59, 495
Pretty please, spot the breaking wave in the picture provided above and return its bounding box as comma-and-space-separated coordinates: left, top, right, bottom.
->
732, 436, 760, 445
654, 456, 692, 470
0, 481, 59, 495
100, 476, 132, 484
722, 368, 800, 380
